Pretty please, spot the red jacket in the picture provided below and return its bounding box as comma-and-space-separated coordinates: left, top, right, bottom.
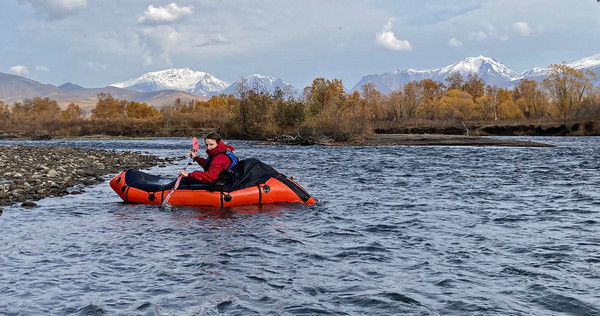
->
188, 141, 235, 183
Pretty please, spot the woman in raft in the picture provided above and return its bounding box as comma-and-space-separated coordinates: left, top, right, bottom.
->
179, 132, 237, 184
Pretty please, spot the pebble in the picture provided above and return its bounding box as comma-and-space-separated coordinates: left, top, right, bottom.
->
0, 145, 171, 207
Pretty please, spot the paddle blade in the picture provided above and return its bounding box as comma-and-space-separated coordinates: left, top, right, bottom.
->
161, 175, 182, 206
192, 137, 199, 153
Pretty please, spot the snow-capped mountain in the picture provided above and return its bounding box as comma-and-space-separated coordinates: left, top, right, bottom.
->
435, 56, 521, 85
110, 68, 229, 97
351, 56, 521, 93
219, 74, 298, 97
569, 53, 600, 69
518, 53, 600, 84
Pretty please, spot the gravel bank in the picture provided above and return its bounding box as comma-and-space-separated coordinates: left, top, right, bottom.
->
0, 145, 174, 209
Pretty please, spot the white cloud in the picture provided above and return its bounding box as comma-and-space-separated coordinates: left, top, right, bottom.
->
513, 22, 532, 36
36, 65, 50, 72
468, 31, 487, 41
375, 21, 412, 51
138, 3, 194, 24
10, 65, 29, 75
449, 38, 463, 47
138, 25, 180, 65
20, 0, 87, 19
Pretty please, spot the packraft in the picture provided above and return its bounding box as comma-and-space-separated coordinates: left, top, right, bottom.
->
110, 158, 315, 207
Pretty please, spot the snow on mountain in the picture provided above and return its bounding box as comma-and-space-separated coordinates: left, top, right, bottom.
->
435, 56, 521, 84
569, 53, 600, 69
219, 74, 298, 97
110, 68, 229, 97
518, 54, 600, 84
351, 56, 521, 93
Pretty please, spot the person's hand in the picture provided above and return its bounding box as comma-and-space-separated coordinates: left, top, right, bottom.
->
179, 170, 189, 177
189, 149, 197, 159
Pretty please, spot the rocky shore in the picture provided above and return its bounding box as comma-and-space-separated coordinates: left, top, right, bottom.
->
0, 145, 174, 211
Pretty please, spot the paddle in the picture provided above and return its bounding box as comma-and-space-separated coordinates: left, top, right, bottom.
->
162, 137, 199, 206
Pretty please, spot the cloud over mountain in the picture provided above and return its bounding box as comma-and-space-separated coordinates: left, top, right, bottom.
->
376, 20, 412, 51
138, 3, 195, 24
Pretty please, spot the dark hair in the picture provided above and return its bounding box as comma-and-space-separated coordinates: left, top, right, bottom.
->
205, 132, 222, 144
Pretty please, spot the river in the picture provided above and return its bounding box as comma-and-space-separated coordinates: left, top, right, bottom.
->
1, 137, 599, 315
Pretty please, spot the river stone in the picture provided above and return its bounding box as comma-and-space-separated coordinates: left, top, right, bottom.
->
21, 201, 37, 207
47, 169, 58, 178
11, 189, 25, 196
0, 192, 9, 199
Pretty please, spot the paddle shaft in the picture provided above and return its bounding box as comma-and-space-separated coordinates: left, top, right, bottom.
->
162, 155, 193, 206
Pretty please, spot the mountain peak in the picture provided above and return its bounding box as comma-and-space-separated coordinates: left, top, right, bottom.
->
220, 74, 297, 97
110, 68, 229, 96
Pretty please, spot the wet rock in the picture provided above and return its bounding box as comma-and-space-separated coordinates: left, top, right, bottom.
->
21, 201, 37, 207
0, 192, 9, 199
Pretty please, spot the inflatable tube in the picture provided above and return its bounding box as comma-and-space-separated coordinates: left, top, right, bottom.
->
110, 158, 315, 207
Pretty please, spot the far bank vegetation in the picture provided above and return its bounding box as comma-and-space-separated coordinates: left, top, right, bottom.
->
1, 63, 599, 142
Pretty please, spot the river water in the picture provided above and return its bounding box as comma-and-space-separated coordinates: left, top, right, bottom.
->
1, 137, 599, 315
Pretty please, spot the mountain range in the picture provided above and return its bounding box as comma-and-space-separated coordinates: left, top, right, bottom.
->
350, 54, 600, 94
0, 72, 206, 111
2, 53, 599, 111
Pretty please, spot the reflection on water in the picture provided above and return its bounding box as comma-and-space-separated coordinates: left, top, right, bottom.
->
1, 137, 599, 315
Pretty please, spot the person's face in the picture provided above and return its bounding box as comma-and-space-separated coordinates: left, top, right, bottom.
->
205, 139, 218, 151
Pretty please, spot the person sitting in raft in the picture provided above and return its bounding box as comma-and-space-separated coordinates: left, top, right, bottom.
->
179, 132, 237, 184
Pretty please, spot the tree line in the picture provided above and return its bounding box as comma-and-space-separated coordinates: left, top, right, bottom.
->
1, 63, 599, 140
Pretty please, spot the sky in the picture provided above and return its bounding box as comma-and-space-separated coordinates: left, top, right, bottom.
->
1, 0, 599, 90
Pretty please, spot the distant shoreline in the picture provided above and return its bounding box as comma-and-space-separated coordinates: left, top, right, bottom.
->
0, 132, 556, 147
350, 134, 553, 147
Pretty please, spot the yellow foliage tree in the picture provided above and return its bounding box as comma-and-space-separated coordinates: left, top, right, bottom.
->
440, 89, 480, 121
497, 100, 524, 120
543, 63, 598, 121
60, 103, 83, 120
91, 93, 126, 120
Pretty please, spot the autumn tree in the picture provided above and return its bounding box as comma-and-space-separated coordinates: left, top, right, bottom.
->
445, 72, 464, 91
272, 87, 305, 134
496, 88, 523, 120
361, 82, 384, 121
91, 93, 126, 120
0, 100, 10, 122
440, 89, 479, 121
398, 81, 421, 120
126, 101, 159, 119
60, 103, 83, 120
543, 63, 598, 121
515, 79, 548, 120
415, 79, 446, 120
477, 86, 498, 121
464, 73, 486, 101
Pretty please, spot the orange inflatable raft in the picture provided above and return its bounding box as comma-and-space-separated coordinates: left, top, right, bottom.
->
110, 158, 315, 207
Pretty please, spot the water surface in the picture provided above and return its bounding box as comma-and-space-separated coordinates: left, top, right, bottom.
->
1, 137, 599, 315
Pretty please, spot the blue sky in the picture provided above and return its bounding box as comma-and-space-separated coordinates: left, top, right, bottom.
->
1, 0, 599, 89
